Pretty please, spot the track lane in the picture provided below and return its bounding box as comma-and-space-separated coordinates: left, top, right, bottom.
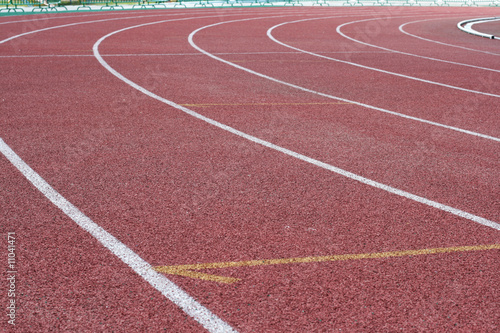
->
337, 16, 500, 71
0, 9, 334, 332
0, 146, 211, 332
271, 15, 500, 91
192, 16, 500, 138
403, 14, 500, 52
1, 7, 499, 333
92, 11, 500, 331
399, 17, 500, 57
0, 11, 178, 45
1, 11, 266, 333
179, 15, 499, 219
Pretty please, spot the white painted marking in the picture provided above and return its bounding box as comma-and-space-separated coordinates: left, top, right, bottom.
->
267, 16, 500, 92
0, 14, 105, 26
0, 139, 237, 332
0, 13, 246, 333
0, 12, 141, 26
0, 13, 175, 45
94, 17, 500, 231
187, 17, 499, 142
0, 8, 288, 45
458, 17, 500, 40
399, 18, 500, 57
337, 17, 500, 74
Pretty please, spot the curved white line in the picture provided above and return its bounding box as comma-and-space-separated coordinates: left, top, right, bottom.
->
337, 17, 500, 74
183, 18, 500, 142
0, 139, 236, 333
458, 17, 500, 40
399, 18, 500, 57
0, 14, 240, 333
0, 8, 281, 44
0, 13, 114, 25
93, 17, 499, 232
0, 13, 174, 45
267, 16, 500, 97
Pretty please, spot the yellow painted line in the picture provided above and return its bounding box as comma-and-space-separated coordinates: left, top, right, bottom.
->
154, 244, 500, 284
180, 102, 352, 107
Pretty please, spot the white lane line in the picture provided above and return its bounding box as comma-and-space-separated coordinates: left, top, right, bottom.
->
459, 17, 500, 40
337, 17, 500, 74
267, 16, 500, 94
0, 139, 236, 333
94, 17, 500, 231
0, 13, 130, 25
0, 13, 180, 45
186, 17, 499, 142
399, 18, 500, 57
0, 6, 294, 26
0, 13, 251, 333
0, 8, 289, 45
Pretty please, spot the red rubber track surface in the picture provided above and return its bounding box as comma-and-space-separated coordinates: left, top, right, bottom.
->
471, 19, 500, 37
1, 6, 499, 332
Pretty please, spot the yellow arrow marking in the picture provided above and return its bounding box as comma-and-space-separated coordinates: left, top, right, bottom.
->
154, 244, 500, 284
180, 102, 352, 107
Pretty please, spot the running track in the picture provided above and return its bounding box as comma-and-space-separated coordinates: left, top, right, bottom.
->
1, 6, 499, 332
